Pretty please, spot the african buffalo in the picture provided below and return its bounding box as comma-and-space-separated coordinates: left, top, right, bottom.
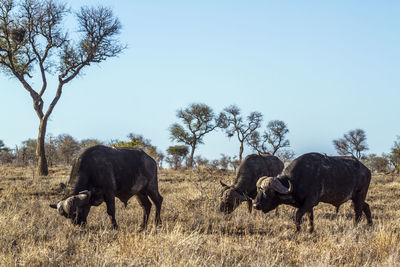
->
50, 145, 163, 230
253, 152, 372, 232
219, 154, 284, 214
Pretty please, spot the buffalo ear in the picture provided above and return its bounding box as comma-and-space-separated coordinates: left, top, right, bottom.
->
49, 204, 57, 209
220, 181, 229, 188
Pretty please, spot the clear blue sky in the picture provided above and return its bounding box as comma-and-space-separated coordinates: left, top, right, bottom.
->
1, 1, 399, 160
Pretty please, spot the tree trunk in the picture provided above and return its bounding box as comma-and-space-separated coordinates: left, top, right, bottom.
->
36, 118, 48, 176
239, 142, 244, 163
188, 144, 196, 168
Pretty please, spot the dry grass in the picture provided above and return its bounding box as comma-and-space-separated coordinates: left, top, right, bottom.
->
0, 165, 399, 266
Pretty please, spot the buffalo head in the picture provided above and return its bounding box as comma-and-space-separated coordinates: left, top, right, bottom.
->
253, 176, 293, 213
219, 181, 249, 214
50, 190, 92, 225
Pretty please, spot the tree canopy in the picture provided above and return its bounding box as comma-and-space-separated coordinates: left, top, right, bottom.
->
220, 104, 263, 162
169, 103, 224, 168
0, 0, 125, 175
333, 129, 368, 159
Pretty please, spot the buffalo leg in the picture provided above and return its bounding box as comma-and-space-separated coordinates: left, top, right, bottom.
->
295, 199, 317, 232
352, 200, 363, 226
295, 208, 306, 232
247, 199, 253, 213
104, 194, 118, 229
362, 202, 373, 226
148, 191, 163, 226
136, 193, 152, 230
306, 210, 314, 233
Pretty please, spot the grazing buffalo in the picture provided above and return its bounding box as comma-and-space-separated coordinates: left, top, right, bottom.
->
50, 145, 163, 230
253, 152, 372, 232
219, 154, 284, 214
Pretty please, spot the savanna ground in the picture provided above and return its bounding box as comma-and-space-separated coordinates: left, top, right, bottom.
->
0, 165, 399, 266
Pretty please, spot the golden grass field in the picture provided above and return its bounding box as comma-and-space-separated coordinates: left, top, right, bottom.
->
0, 164, 399, 266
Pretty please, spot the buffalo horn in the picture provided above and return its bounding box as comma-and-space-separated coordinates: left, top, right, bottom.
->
256, 176, 269, 189
61, 192, 91, 215
271, 178, 292, 194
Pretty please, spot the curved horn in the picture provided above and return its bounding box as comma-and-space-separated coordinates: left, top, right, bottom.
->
60, 191, 91, 216
61, 196, 75, 215
76, 191, 91, 205
256, 176, 269, 189
271, 178, 292, 194
287, 180, 293, 193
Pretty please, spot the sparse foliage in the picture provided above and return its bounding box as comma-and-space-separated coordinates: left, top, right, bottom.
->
0, 0, 125, 175
169, 103, 224, 168
15, 138, 37, 165
218, 154, 232, 170
0, 140, 8, 153
390, 136, 400, 173
80, 138, 103, 148
55, 134, 80, 165
333, 129, 369, 159
0, 140, 14, 163
247, 120, 293, 160
166, 145, 189, 170
194, 155, 209, 168
363, 153, 390, 173
112, 133, 164, 166
220, 105, 262, 162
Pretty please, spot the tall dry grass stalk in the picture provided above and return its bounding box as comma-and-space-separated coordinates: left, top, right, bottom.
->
0, 165, 399, 266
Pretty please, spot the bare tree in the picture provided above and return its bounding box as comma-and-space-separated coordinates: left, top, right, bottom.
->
0, 0, 125, 175
220, 105, 262, 163
169, 103, 223, 168
247, 120, 291, 156
0, 140, 14, 164
16, 138, 37, 165
333, 129, 368, 159
390, 136, 400, 173
363, 153, 390, 173
55, 134, 80, 165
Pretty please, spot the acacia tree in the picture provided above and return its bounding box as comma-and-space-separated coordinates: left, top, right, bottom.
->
166, 145, 188, 170
112, 133, 164, 166
169, 103, 223, 168
333, 129, 368, 159
247, 120, 292, 158
220, 104, 262, 163
0, 0, 125, 175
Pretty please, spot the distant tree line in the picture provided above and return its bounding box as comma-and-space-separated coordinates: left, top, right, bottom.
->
0, 134, 102, 166
1, 102, 399, 174
0, 133, 164, 168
